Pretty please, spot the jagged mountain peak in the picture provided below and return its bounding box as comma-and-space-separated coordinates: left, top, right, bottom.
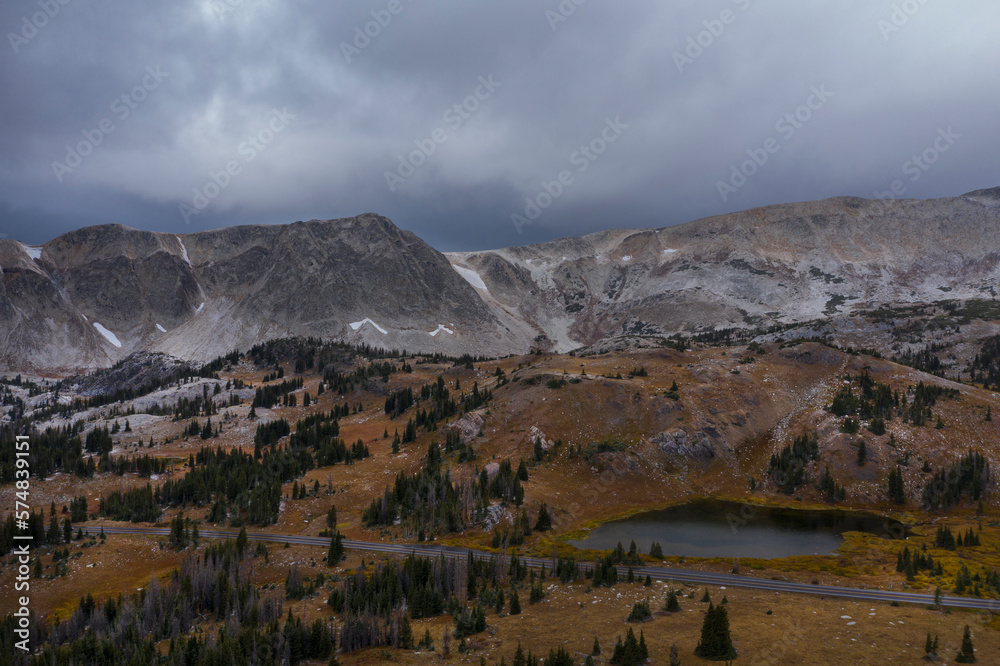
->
0, 213, 510, 373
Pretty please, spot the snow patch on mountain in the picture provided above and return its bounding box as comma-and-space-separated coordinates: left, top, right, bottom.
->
93, 323, 122, 347
156, 323, 167, 333
350, 318, 388, 334
177, 236, 190, 265
454, 265, 488, 291
429, 324, 455, 337
22, 244, 42, 260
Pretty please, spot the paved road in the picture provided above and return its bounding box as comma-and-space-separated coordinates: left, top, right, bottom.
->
82, 525, 1000, 612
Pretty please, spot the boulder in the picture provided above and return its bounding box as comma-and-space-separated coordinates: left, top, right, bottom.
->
651, 429, 715, 459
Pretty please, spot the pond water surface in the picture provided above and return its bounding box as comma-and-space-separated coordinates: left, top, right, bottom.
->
568, 499, 907, 559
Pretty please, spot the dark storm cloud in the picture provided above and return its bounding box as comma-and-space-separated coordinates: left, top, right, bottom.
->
0, 0, 997, 250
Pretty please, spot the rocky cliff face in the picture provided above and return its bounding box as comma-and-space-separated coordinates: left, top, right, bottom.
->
3, 190, 999, 373
447, 188, 1000, 352
0, 214, 515, 373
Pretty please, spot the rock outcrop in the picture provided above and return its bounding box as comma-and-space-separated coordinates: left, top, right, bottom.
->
651, 429, 717, 459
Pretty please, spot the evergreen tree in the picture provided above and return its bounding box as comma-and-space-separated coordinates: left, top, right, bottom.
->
956, 625, 976, 663
509, 589, 521, 615
610, 627, 646, 666
887, 466, 906, 504
236, 526, 248, 557
664, 589, 681, 612
517, 459, 529, 480
534, 502, 552, 531
327, 531, 345, 565
694, 602, 737, 661
856, 439, 867, 466
399, 615, 414, 649
170, 512, 188, 549
626, 598, 652, 622
592, 636, 601, 656
48, 512, 60, 544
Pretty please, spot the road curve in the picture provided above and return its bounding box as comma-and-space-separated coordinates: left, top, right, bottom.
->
81, 525, 1000, 612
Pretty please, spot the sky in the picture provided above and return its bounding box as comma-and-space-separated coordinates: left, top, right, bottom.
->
0, 0, 997, 251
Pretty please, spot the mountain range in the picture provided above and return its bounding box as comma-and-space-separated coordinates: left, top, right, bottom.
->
2, 187, 999, 373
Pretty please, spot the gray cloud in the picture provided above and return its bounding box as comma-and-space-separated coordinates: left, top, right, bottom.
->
0, 0, 997, 250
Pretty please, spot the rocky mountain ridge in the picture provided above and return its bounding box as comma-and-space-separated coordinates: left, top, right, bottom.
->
2, 189, 999, 373
449, 188, 1000, 353
0, 214, 512, 373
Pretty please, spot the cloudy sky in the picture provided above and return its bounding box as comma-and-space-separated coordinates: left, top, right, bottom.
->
1, 1, 997, 250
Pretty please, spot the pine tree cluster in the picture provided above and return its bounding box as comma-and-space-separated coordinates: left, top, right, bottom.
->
694, 601, 737, 661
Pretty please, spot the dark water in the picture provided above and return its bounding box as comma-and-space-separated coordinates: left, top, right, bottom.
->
569, 499, 907, 559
